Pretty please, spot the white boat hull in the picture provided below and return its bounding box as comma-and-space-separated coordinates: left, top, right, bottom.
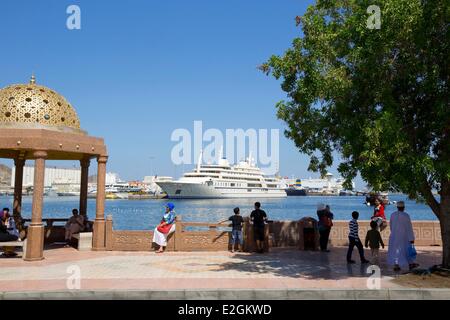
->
157, 182, 287, 199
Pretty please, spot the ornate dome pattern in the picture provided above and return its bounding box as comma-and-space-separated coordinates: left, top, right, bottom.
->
0, 76, 81, 131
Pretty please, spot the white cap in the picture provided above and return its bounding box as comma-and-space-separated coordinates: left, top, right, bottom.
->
317, 203, 326, 211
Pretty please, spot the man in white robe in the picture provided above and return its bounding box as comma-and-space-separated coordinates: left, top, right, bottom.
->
387, 201, 417, 271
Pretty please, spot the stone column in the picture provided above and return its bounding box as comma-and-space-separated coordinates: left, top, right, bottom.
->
79, 158, 90, 218
93, 155, 108, 250
24, 150, 47, 261
13, 157, 25, 231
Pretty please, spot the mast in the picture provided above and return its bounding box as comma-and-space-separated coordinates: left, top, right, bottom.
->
218, 146, 223, 163
196, 149, 203, 173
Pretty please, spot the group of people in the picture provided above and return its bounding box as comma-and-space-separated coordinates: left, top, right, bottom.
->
152, 202, 268, 254
317, 200, 418, 271
2, 199, 420, 272
0, 206, 90, 256
0, 208, 20, 257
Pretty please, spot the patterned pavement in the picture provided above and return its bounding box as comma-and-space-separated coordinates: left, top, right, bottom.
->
0, 246, 443, 292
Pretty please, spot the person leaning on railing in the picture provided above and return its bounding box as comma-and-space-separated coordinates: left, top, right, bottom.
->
250, 202, 268, 254
219, 207, 244, 253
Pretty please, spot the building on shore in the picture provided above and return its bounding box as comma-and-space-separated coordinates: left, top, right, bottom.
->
11, 166, 81, 188
284, 173, 354, 195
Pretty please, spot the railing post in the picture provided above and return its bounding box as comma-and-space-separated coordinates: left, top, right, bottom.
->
174, 215, 182, 251
264, 223, 270, 253
243, 217, 254, 252
105, 215, 113, 251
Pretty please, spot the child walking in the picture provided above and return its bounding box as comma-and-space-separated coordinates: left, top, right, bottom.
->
365, 220, 385, 265
347, 211, 370, 264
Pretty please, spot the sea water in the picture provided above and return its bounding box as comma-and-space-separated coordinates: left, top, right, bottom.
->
0, 194, 438, 230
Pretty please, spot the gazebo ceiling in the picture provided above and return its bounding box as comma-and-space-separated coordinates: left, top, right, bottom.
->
0, 76, 107, 160
0, 76, 85, 135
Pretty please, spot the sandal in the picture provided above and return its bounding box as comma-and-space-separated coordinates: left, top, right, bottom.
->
409, 263, 420, 270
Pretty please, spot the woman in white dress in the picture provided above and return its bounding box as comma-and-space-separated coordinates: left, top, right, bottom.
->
153, 203, 176, 253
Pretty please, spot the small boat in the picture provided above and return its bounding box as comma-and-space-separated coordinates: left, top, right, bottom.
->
57, 192, 80, 197
339, 190, 356, 196
285, 187, 307, 196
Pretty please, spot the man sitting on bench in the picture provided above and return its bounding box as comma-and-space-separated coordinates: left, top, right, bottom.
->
65, 209, 85, 244
1, 208, 19, 257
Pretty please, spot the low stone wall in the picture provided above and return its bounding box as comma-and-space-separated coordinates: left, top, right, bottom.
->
329, 220, 441, 247
105, 217, 175, 251
105, 216, 269, 252
103, 216, 442, 252
269, 220, 442, 247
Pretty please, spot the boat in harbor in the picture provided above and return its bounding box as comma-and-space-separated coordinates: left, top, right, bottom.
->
284, 179, 307, 196
156, 152, 287, 199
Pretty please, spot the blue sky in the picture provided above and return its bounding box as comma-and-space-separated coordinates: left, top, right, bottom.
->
0, 0, 365, 188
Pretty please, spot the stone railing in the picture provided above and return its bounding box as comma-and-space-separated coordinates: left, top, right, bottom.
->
329, 220, 441, 246
105, 215, 269, 252
268, 220, 441, 247
103, 216, 442, 252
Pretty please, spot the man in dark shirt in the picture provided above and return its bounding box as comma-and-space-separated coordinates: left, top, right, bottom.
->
250, 202, 267, 253
221, 207, 244, 253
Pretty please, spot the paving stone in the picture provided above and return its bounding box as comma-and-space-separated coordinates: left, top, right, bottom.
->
3, 292, 43, 300
388, 289, 424, 300
421, 289, 450, 300
149, 290, 186, 300
352, 289, 389, 300
286, 289, 326, 300
112, 290, 152, 300
219, 289, 256, 300
254, 289, 288, 300
185, 290, 221, 300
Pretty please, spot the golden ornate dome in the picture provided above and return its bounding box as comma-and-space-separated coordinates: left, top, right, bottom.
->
0, 76, 84, 134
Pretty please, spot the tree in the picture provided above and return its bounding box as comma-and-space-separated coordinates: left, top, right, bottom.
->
263, 0, 450, 267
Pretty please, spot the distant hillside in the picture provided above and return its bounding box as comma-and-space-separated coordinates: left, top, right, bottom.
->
0, 164, 11, 186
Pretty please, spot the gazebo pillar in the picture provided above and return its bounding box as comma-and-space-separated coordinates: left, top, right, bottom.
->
13, 157, 25, 229
93, 155, 108, 250
79, 158, 90, 219
24, 150, 47, 261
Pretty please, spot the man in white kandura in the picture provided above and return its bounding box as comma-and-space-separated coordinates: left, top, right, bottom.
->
387, 201, 419, 271
153, 203, 176, 253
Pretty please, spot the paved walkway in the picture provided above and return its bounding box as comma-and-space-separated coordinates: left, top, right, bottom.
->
0, 246, 446, 299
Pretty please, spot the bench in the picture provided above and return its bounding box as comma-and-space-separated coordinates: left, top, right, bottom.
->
1, 240, 27, 258
71, 232, 92, 251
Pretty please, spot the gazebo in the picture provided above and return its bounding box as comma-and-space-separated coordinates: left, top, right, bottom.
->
0, 76, 108, 261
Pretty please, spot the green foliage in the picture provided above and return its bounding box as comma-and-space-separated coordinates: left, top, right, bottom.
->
264, 0, 449, 215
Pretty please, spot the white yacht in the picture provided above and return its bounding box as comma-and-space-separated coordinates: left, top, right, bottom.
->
156, 152, 287, 199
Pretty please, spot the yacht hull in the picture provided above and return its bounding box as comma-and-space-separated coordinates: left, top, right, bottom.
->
157, 182, 287, 199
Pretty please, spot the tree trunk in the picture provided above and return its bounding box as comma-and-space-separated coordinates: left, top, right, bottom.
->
441, 193, 450, 268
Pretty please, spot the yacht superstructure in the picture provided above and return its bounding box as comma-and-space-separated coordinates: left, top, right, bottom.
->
156, 152, 287, 199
